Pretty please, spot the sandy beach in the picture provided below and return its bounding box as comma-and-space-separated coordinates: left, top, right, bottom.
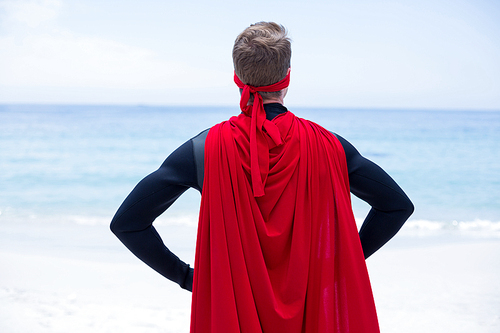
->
1, 221, 499, 333
367, 239, 500, 332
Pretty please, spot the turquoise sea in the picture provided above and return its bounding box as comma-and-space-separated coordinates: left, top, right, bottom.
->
1, 104, 499, 240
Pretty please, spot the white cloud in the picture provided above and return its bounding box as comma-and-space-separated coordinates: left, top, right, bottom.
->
0, 32, 228, 89
0, 0, 229, 94
1, 0, 61, 28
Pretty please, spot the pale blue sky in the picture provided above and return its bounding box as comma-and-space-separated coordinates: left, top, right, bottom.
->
1, 0, 499, 109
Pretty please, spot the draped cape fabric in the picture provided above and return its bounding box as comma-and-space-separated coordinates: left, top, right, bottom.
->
190, 108, 380, 332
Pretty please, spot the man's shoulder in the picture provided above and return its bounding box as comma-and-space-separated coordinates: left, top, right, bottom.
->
192, 128, 210, 142
294, 116, 338, 138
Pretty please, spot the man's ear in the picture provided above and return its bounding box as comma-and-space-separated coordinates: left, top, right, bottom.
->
282, 87, 288, 99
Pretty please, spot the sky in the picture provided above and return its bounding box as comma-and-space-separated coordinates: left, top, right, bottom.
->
0, 0, 499, 109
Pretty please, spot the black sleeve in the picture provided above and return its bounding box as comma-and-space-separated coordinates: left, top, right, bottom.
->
336, 134, 414, 259
110, 139, 199, 291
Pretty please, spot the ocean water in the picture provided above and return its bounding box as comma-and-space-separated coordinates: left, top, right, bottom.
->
1, 104, 499, 239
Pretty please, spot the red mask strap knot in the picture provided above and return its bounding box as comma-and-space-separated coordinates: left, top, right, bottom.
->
234, 72, 290, 197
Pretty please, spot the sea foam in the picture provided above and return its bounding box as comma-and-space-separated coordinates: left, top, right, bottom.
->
400, 219, 500, 238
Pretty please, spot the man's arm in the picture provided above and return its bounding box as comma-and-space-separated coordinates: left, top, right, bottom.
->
336, 134, 414, 259
110, 139, 201, 291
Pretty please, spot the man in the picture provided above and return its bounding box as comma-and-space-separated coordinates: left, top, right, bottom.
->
111, 22, 413, 333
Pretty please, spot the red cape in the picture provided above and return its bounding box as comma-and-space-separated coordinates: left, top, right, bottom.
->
191, 110, 379, 333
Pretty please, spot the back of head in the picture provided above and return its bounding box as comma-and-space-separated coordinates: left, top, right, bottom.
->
233, 22, 291, 87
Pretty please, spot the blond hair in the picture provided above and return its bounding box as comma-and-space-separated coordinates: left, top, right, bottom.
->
233, 22, 291, 92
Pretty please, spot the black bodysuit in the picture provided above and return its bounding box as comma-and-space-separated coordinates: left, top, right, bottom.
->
110, 104, 414, 292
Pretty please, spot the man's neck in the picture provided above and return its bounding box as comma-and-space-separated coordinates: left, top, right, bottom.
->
262, 96, 284, 105
262, 87, 287, 104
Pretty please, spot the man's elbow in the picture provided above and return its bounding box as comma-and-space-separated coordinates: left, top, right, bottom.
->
110, 215, 123, 236
402, 196, 415, 220
390, 196, 414, 231
110, 219, 117, 235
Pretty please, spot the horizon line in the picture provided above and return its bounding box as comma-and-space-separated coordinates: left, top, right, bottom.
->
1, 103, 499, 113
